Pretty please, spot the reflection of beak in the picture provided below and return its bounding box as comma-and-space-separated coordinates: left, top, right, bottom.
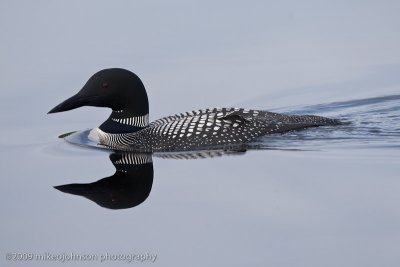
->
54, 184, 90, 195
48, 93, 98, 114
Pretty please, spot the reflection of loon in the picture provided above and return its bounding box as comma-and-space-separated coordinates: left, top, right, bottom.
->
48, 68, 341, 152
54, 152, 153, 210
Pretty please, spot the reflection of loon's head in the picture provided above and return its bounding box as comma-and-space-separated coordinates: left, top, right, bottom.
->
48, 68, 149, 115
54, 153, 153, 210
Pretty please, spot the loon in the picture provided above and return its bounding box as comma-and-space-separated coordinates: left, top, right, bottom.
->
48, 68, 341, 152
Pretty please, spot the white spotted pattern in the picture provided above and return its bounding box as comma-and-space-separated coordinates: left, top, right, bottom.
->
94, 107, 339, 152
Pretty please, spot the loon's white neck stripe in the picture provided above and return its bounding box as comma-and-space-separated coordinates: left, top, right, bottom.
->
111, 114, 149, 127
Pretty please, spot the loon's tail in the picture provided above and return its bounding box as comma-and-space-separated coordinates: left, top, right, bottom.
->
296, 115, 345, 126
267, 114, 346, 134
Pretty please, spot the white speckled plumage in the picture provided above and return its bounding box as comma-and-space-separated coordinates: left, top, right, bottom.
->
94, 107, 339, 152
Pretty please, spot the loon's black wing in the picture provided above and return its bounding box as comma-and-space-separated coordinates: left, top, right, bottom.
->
96, 108, 341, 152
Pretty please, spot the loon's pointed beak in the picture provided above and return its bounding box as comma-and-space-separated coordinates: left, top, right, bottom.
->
48, 93, 97, 114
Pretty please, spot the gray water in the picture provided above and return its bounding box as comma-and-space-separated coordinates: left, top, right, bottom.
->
1, 1, 400, 267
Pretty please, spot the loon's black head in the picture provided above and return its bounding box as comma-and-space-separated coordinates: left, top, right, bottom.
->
48, 68, 148, 114
48, 68, 149, 133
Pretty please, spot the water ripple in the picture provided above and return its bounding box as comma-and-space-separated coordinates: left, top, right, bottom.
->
261, 94, 400, 150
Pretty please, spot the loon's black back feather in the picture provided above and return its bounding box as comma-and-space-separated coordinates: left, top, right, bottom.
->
95, 107, 340, 152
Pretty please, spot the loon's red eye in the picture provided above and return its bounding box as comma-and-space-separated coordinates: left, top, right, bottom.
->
102, 82, 109, 88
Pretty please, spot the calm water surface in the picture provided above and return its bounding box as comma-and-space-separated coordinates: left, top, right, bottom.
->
1, 89, 399, 267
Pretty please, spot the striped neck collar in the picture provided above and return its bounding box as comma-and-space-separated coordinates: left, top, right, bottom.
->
99, 110, 149, 134
111, 113, 149, 128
